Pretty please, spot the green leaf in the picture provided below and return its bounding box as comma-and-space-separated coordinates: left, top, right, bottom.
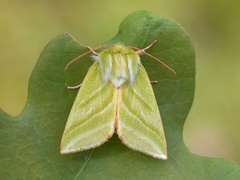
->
1, 10, 239, 179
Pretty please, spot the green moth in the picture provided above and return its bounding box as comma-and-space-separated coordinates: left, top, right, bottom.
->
61, 40, 176, 160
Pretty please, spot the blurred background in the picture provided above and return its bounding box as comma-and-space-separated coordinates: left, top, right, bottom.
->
0, 0, 239, 163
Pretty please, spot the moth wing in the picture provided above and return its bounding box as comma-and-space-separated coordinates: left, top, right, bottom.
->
117, 65, 167, 159
61, 62, 116, 154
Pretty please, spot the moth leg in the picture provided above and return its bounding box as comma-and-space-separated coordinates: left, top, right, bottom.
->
150, 80, 158, 84
68, 83, 82, 89
87, 46, 98, 55
136, 40, 157, 54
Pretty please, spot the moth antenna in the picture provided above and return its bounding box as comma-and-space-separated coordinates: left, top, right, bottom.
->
65, 50, 92, 70
65, 44, 113, 70
142, 51, 176, 75
129, 40, 177, 75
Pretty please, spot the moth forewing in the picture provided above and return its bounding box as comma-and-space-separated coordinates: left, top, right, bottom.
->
117, 65, 167, 160
60, 63, 116, 154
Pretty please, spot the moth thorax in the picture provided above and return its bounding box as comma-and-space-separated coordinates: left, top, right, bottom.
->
98, 45, 141, 88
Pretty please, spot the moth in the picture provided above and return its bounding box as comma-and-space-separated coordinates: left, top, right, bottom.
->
61, 40, 176, 159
